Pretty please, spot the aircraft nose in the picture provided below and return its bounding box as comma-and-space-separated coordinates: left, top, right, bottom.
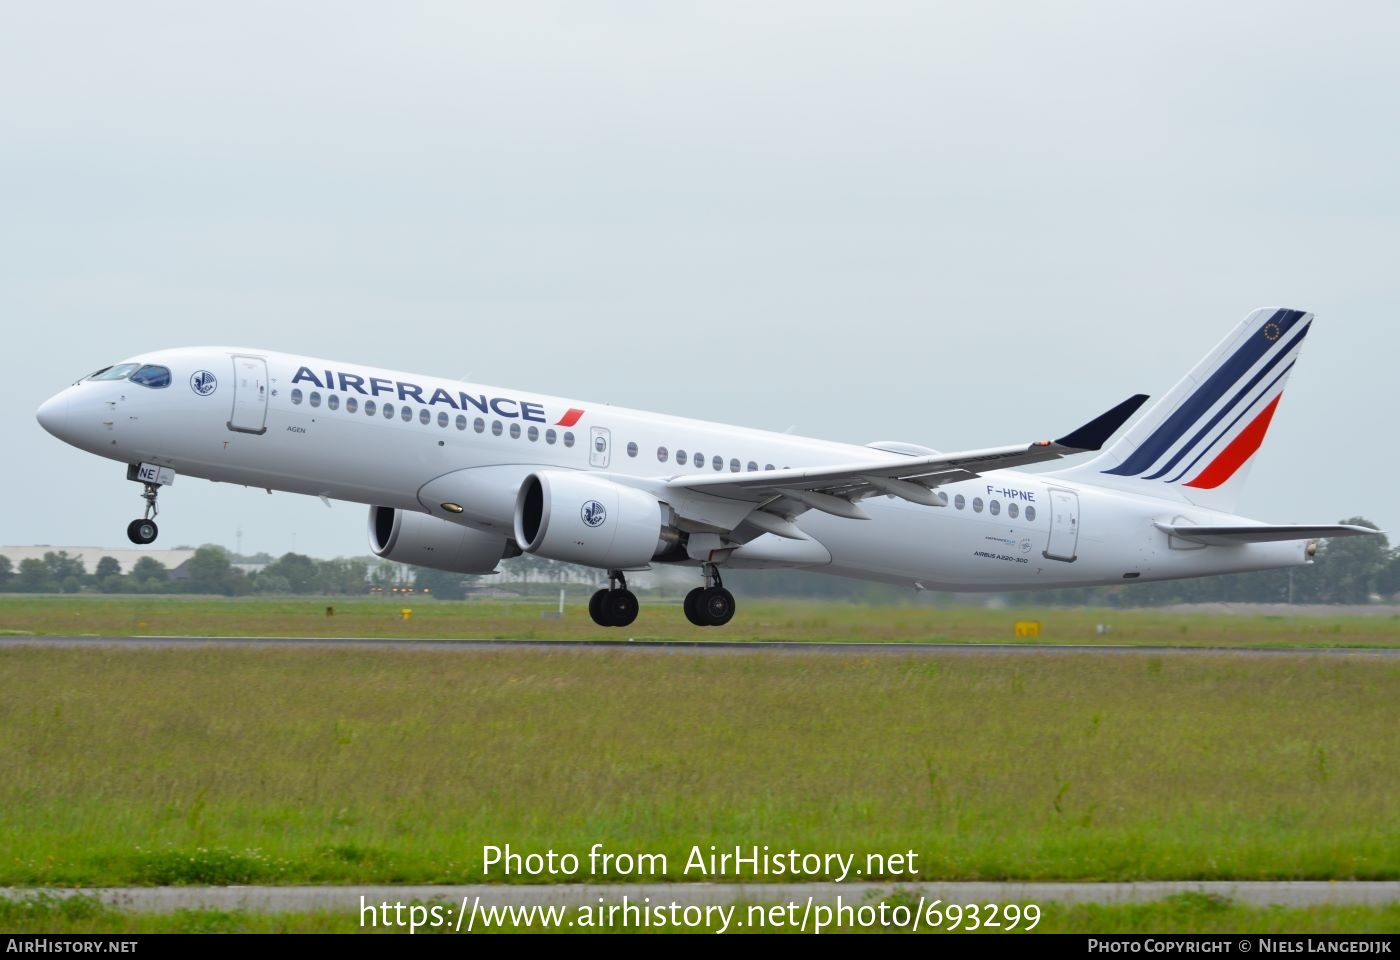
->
36, 391, 70, 439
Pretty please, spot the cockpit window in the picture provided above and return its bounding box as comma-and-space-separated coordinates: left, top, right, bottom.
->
87, 363, 140, 381
129, 365, 172, 388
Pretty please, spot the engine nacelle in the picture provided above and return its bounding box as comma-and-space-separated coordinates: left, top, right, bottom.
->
368, 506, 519, 574
514, 471, 677, 569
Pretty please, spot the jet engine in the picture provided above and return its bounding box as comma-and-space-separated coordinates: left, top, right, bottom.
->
514, 471, 680, 568
368, 506, 519, 574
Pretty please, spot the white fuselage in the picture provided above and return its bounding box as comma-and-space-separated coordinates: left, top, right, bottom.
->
36, 346, 1310, 591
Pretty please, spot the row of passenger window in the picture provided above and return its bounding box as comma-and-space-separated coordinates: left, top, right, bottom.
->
952, 492, 1036, 522
651, 446, 777, 473
289, 389, 576, 447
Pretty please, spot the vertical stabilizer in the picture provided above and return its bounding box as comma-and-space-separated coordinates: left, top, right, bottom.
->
1045, 307, 1311, 513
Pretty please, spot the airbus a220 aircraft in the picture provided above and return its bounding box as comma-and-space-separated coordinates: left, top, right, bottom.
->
35, 307, 1374, 627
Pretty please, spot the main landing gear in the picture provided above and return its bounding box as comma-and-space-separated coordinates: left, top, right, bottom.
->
589, 570, 639, 628
586, 564, 738, 628
684, 563, 735, 627
127, 480, 161, 545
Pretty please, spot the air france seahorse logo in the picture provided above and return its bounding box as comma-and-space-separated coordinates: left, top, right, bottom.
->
190, 370, 218, 396
581, 500, 607, 528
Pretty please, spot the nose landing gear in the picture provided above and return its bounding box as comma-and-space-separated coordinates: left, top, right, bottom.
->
126, 480, 161, 545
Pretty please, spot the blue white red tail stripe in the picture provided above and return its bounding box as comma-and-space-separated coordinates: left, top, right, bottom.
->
1102, 308, 1307, 482
1142, 322, 1307, 481
1162, 359, 1295, 484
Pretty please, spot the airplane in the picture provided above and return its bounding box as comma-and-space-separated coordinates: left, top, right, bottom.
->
34, 306, 1376, 627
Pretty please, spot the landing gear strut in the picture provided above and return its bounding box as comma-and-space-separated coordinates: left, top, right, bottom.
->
127, 481, 160, 545
684, 562, 735, 627
589, 570, 639, 628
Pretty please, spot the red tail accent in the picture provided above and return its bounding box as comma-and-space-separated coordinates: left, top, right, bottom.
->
555, 408, 584, 427
1183, 394, 1282, 490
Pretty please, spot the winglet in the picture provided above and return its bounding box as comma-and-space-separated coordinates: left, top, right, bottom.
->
1055, 394, 1150, 451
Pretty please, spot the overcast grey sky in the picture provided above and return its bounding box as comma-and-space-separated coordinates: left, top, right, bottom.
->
4, 2, 1397, 559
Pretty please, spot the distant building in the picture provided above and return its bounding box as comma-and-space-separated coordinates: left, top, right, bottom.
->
0, 546, 197, 577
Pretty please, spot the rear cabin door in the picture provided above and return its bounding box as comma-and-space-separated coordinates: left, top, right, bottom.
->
228, 355, 269, 435
1042, 488, 1080, 562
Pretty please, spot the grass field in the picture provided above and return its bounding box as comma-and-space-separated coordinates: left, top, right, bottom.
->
1, 637, 1397, 888
2, 594, 1400, 646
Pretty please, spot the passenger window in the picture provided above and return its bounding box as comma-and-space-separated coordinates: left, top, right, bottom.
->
437, 411, 448, 427
563, 432, 575, 447
365, 400, 376, 416
955, 494, 965, 510
510, 423, 521, 439
346, 397, 358, 414
528, 425, 539, 442
764, 464, 775, 471
729, 458, 740, 472
402, 406, 414, 422
474, 417, 485, 433
310, 392, 321, 408
546, 428, 557, 444
491, 421, 503, 436
455, 414, 466, 430
291, 389, 303, 405
627, 442, 638, 458
712, 455, 722, 471
129, 365, 171, 388
383, 403, 394, 419
973, 497, 984, 513
935, 491, 949, 506
676, 450, 688, 465
694, 452, 704, 469
1026, 505, 1037, 522
657, 446, 669, 463
990, 500, 1000, 516
327, 394, 339, 411
747, 461, 757, 472
1008, 503, 1019, 519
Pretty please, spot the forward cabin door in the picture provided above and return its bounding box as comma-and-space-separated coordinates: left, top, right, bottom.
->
1043, 488, 1080, 562
589, 426, 611, 468
228, 355, 269, 435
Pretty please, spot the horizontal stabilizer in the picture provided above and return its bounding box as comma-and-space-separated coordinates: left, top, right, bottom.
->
1154, 522, 1380, 547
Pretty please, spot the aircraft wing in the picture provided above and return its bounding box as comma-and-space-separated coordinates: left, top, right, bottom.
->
1153, 523, 1380, 547
664, 394, 1149, 525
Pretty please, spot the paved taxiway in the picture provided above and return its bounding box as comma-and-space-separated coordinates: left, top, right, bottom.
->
4, 882, 1397, 912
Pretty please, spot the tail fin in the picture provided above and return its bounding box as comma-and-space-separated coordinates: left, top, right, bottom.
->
1046, 307, 1312, 513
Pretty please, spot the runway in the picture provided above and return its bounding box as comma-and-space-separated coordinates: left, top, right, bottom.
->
2, 635, 1399, 656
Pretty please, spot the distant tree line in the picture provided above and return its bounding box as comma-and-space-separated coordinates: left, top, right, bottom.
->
1, 517, 1395, 604
0, 547, 376, 597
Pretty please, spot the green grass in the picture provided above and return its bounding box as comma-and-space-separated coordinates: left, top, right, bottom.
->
1, 892, 1396, 933
1, 643, 1397, 886
2, 594, 1399, 646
